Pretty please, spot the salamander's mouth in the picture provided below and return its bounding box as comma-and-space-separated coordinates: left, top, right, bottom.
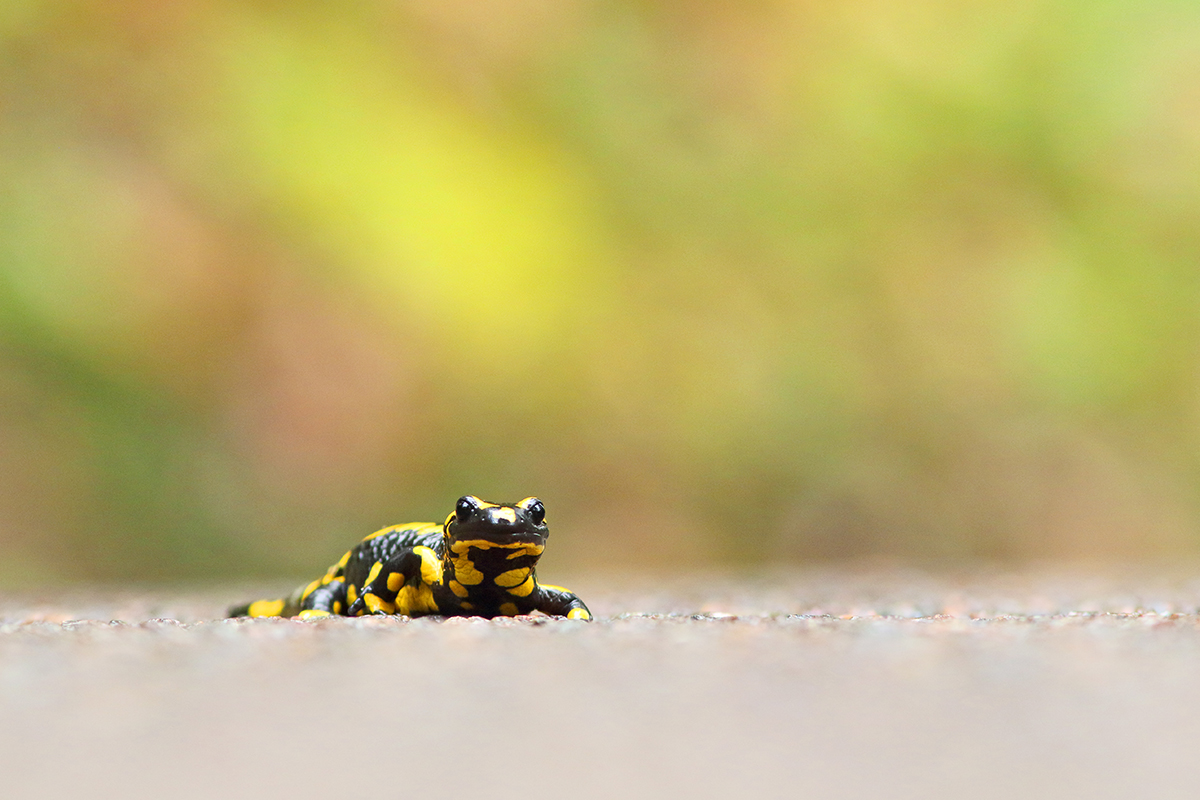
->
447, 525, 546, 546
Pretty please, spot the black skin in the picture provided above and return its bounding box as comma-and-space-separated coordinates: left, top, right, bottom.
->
231, 496, 591, 621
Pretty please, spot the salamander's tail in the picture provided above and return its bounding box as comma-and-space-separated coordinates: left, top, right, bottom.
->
228, 595, 299, 618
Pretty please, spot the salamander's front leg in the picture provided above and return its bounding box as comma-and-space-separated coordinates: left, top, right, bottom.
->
345, 550, 424, 616
533, 584, 592, 620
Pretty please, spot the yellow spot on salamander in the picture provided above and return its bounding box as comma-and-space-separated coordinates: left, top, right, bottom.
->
298, 609, 330, 619
449, 580, 468, 598
567, 608, 591, 620
365, 561, 383, 587
363, 593, 395, 614
493, 568, 530, 588
492, 507, 517, 523
247, 599, 285, 617
347, 584, 358, 604
387, 572, 405, 592
333, 601, 342, 614
507, 575, 536, 597
414, 546, 443, 585
454, 561, 483, 585
506, 546, 544, 560
451, 553, 484, 585
300, 580, 321, 602
499, 602, 519, 616
461, 601, 474, 611
395, 584, 438, 616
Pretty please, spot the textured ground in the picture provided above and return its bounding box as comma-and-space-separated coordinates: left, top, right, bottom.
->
4, 568, 1200, 800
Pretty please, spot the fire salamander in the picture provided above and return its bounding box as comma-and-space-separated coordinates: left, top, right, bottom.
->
230, 496, 591, 621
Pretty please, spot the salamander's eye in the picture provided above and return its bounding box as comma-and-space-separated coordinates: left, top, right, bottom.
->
526, 499, 545, 525
456, 496, 478, 521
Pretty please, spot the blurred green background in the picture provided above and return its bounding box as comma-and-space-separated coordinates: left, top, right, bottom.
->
2, 0, 1199, 584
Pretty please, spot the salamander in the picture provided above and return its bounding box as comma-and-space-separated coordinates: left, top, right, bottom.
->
230, 495, 591, 621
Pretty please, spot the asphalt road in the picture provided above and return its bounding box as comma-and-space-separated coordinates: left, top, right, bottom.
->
3, 569, 1200, 800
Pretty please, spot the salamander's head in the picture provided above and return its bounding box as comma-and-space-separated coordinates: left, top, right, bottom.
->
443, 495, 549, 551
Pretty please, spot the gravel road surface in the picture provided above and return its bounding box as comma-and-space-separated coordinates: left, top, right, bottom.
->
3, 569, 1199, 800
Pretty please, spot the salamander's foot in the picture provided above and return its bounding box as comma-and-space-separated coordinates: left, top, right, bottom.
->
298, 609, 332, 619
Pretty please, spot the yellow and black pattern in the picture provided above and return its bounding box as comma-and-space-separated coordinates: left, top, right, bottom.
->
230, 495, 591, 621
